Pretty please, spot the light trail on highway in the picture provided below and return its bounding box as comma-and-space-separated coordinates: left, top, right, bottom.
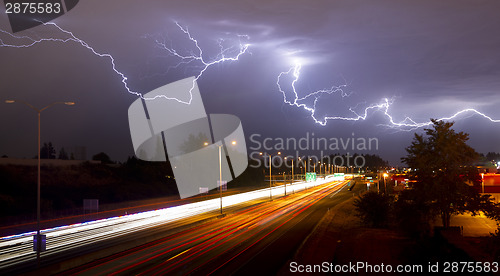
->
60, 179, 348, 275
0, 176, 344, 273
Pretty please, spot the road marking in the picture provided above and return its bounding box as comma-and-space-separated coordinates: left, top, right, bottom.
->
165, 248, 191, 262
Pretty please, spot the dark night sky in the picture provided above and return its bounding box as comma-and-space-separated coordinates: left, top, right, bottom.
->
1, 0, 500, 165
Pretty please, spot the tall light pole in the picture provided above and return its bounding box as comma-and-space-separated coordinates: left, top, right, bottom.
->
291, 158, 294, 193
304, 157, 307, 174
481, 173, 484, 194
284, 157, 294, 196
205, 140, 236, 215
5, 99, 74, 267
218, 144, 223, 214
282, 172, 286, 196
297, 157, 301, 179
383, 173, 389, 194
261, 151, 280, 200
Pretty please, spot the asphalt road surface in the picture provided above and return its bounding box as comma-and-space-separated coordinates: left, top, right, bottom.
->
0, 177, 340, 274
57, 179, 358, 275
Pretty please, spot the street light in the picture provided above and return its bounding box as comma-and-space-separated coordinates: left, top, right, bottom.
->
204, 140, 236, 215
282, 171, 286, 196
383, 173, 389, 194
5, 99, 74, 267
481, 173, 484, 194
291, 157, 295, 193
298, 157, 301, 177
284, 157, 295, 196
260, 151, 280, 200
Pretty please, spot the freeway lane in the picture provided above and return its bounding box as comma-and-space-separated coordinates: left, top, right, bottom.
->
210, 179, 364, 276
58, 180, 350, 275
0, 177, 337, 274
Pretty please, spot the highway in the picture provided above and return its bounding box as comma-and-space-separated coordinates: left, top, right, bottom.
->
59, 179, 349, 275
0, 177, 345, 274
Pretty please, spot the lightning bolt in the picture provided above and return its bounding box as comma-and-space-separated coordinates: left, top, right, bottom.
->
277, 63, 352, 126
151, 22, 250, 103
278, 63, 500, 130
0, 22, 250, 104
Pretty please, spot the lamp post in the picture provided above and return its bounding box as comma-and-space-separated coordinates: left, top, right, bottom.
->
383, 173, 389, 194
284, 157, 295, 196
5, 99, 74, 267
308, 158, 313, 189
260, 151, 280, 200
297, 157, 301, 179
282, 172, 286, 196
304, 157, 307, 174
218, 144, 223, 214
205, 140, 236, 214
481, 173, 484, 194
292, 158, 294, 193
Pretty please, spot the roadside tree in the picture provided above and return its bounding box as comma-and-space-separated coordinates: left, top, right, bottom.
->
402, 119, 487, 228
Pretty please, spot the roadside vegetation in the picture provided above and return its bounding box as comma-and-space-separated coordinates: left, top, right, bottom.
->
0, 155, 267, 225
354, 119, 500, 259
0, 157, 177, 223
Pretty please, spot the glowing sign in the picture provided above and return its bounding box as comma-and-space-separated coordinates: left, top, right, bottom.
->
306, 172, 317, 182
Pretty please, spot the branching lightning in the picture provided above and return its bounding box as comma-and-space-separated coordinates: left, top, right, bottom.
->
277, 63, 500, 130
277, 63, 351, 126
151, 22, 250, 103
2, 21, 498, 131
0, 22, 250, 104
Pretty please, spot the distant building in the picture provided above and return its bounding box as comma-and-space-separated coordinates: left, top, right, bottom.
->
475, 162, 498, 174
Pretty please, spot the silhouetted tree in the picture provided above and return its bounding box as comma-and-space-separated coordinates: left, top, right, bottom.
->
402, 119, 486, 228
393, 189, 433, 238
58, 147, 69, 160
354, 191, 393, 227
92, 152, 113, 164
362, 154, 389, 168
486, 152, 500, 162
179, 132, 210, 155
40, 142, 56, 159
327, 153, 389, 169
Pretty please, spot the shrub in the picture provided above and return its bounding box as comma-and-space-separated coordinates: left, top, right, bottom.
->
354, 191, 393, 227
